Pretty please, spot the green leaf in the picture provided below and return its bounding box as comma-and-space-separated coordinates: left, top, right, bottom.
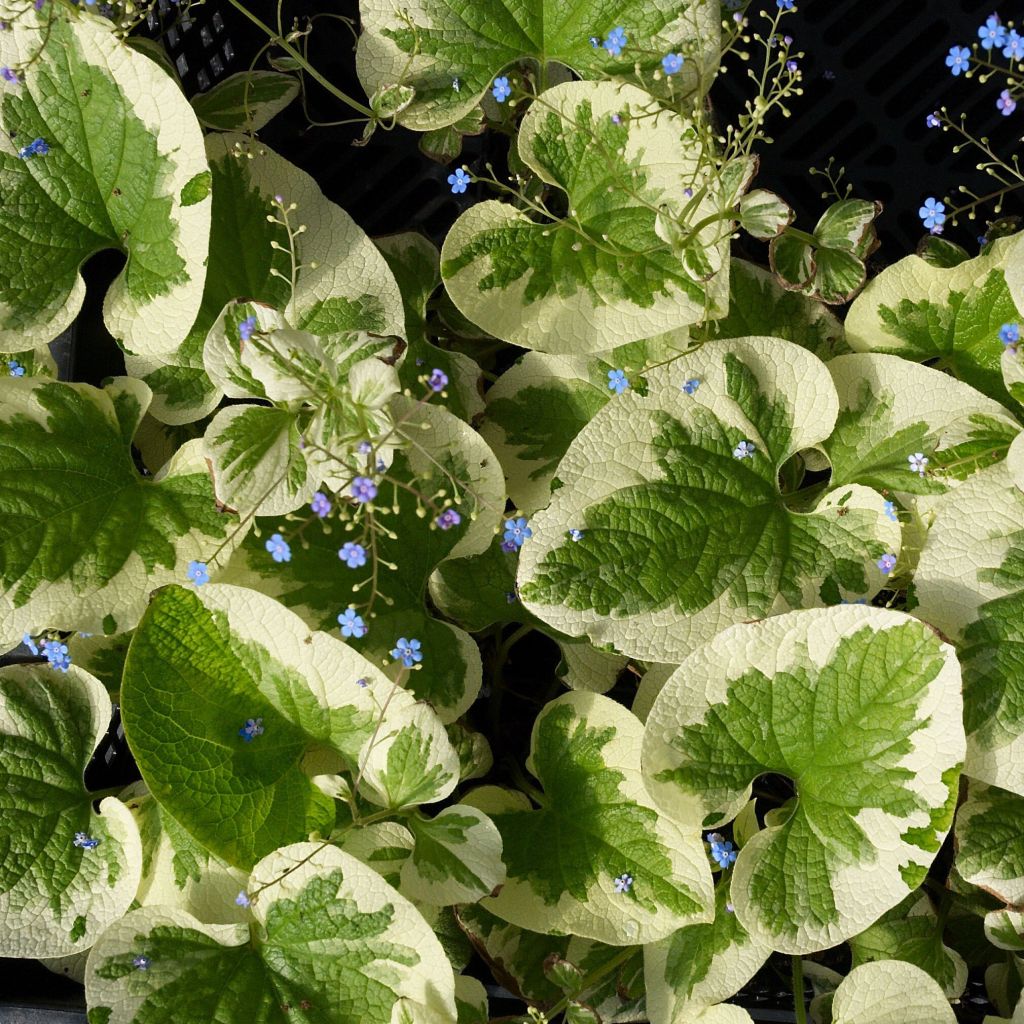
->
191, 71, 299, 132
356, 0, 720, 130
956, 781, 1024, 905
642, 606, 964, 953
484, 691, 714, 945
454, 975, 489, 1024
823, 353, 1020, 495
739, 189, 794, 240
121, 582, 450, 869
644, 883, 772, 1024
0, 664, 141, 956
401, 805, 506, 905
829, 961, 955, 1024
986, 910, 1024, 952
0, 14, 210, 356
84, 842, 457, 1024
517, 338, 900, 663
335, 820, 415, 890
0, 378, 234, 643
440, 81, 729, 354
845, 235, 1023, 406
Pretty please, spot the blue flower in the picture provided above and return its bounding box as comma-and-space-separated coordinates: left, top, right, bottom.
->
503, 516, 532, 548
661, 52, 684, 75
492, 75, 512, 102
238, 315, 257, 341
43, 640, 71, 672
883, 500, 898, 522
265, 533, 291, 563
446, 167, 471, 195
997, 89, 1017, 116
918, 197, 946, 231
733, 440, 756, 460
877, 553, 897, 575
568, 528, 584, 542
786, 59, 798, 72
132, 955, 150, 971
355, 677, 369, 688
8, 359, 24, 377
357, 440, 373, 455
22, 632, 38, 656
607, 369, 629, 394
338, 542, 367, 568
501, 539, 519, 553
589, 35, 601, 47
351, 476, 377, 503
73, 832, 100, 849
18, 137, 48, 159
1004, 29, 1024, 60
235, 891, 251, 907
0, 66, 18, 84
186, 560, 210, 586
391, 637, 423, 667
925, 111, 941, 128
1000, 323, 1021, 346
613, 873, 633, 893
706, 832, 737, 868
428, 368, 448, 392
310, 491, 331, 518
435, 507, 461, 530
777, 0, 794, 8
238, 717, 264, 741
978, 15, 1007, 50
908, 452, 929, 476
945, 45, 971, 76
681, 378, 701, 395
602, 26, 627, 57
338, 608, 368, 638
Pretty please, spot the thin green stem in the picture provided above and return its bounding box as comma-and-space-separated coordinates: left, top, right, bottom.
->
792, 955, 808, 1024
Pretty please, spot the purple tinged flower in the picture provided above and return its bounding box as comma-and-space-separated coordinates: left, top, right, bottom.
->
682, 378, 701, 395
568, 528, 584, 542
235, 891, 251, 907
1004, 29, 1024, 61
492, 75, 512, 103
238, 315, 257, 341
435, 506, 461, 530
8, 360, 24, 377
238, 717, 264, 741
945, 45, 971, 76
926, 111, 941, 128
351, 476, 377, 503
997, 89, 1017, 116
428, 368, 448, 392
733, 440, 756, 460
610, 113, 621, 124
918, 197, 946, 231
22, 632, 38, 656
785, 59, 798, 72
883, 501, 898, 522
908, 452, 929, 476
503, 516, 532, 548
505, 591, 518, 603
877, 553, 897, 575
357, 440, 373, 455
132, 955, 150, 971
186, 560, 210, 586
73, 832, 100, 849
661, 52, 684, 75
265, 533, 291, 563
1000, 323, 1021, 346
337, 608, 367, 638
607, 369, 629, 394
43, 640, 71, 672
447, 167, 471, 194
613, 873, 633, 893
602, 26, 627, 57
501, 539, 518, 553
310, 491, 331, 518
391, 637, 423, 667
0, 66, 18, 84
355, 677, 368, 687
978, 14, 1007, 50
338, 542, 367, 568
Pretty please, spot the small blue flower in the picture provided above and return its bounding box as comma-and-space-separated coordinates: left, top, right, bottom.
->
681, 378, 701, 395
238, 315, 257, 341
448, 167, 471, 193
18, 137, 48, 159
1004, 29, 1024, 60
978, 14, 1007, 50
435, 507, 461, 530
706, 832, 737, 868
357, 440, 373, 455
503, 516, 532, 548
918, 197, 946, 231
785, 59, 798, 72
132, 955, 150, 971
602, 26, 627, 57
265, 533, 291, 563
8, 359, 24, 377
777, 0, 794, 8
391, 637, 423, 667
589, 35, 601, 47
186, 560, 210, 586
338, 542, 367, 568
883, 500, 898, 522
607, 369, 629, 394
0, 66, 18, 84
925, 111, 941, 128
73, 832, 99, 849
661, 52, 684, 75
1000, 323, 1021, 346
492, 75, 512, 103
501, 539, 519, 553
945, 45, 971, 76
351, 476, 377, 503
908, 452, 929, 476
355, 677, 369, 688
568, 528, 584, 542
238, 717, 264, 741
997, 89, 1017, 116
338, 608, 368, 639
43, 640, 71, 672
733, 440, 756, 460
840, 597, 868, 605
613, 873, 633, 893
310, 492, 331, 518
428, 368, 448, 392
877, 553, 897, 575
22, 632, 38, 656
235, 891, 251, 907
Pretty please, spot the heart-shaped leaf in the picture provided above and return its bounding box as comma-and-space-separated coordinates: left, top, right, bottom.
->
956, 781, 1024, 906
829, 961, 955, 1024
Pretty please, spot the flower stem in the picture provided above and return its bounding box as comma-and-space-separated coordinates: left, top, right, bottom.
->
792, 955, 808, 1024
